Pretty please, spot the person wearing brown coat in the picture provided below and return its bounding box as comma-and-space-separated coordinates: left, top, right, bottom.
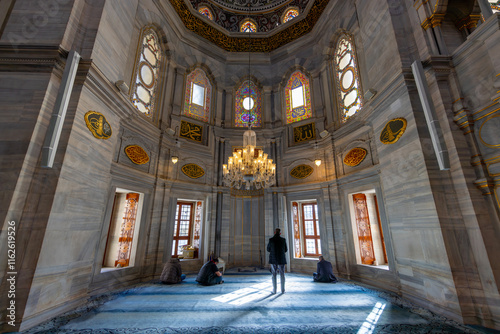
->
160, 258, 186, 284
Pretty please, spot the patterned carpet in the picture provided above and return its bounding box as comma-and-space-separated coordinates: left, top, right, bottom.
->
22, 273, 493, 334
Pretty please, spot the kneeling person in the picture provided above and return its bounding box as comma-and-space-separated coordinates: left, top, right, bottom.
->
160, 257, 186, 284
196, 258, 223, 285
313, 256, 338, 283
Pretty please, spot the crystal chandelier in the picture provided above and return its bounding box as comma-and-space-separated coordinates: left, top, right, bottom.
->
223, 128, 276, 190
222, 4, 276, 190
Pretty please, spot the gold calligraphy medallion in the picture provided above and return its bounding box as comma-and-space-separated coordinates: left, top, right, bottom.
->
182, 163, 205, 179
84, 111, 112, 139
290, 164, 314, 179
380, 118, 407, 144
343, 148, 367, 167
124, 145, 150, 165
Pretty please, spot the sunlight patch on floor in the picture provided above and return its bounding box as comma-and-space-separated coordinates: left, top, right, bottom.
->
357, 302, 386, 334
212, 282, 273, 305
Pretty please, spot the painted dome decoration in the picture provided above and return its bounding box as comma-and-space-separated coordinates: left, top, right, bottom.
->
282, 7, 299, 23
199, 6, 214, 20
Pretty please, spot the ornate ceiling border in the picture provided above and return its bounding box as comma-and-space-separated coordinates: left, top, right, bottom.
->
169, 0, 331, 52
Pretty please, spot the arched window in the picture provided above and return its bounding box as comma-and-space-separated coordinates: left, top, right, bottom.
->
199, 6, 213, 20
235, 79, 262, 128
240, 19, 257, 33
183, 68, 212, 123
285, 70, 312, 124
282, 7, 299, 23
334, 33, 363, 122
130, 27, 162, 119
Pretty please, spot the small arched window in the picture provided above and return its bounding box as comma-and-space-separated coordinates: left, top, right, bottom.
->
492, 4, 499, 13
130, 27, 162, 119
240, 19, 257, 33
285, 70, 312, 124
199, 6, 213, 20
334, 33, 363, 122
235, 79, 262, 128
282, 7, 299, 23
183, 68, 212, 123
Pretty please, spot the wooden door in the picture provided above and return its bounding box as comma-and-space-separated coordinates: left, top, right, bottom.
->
353, 193, 375, 265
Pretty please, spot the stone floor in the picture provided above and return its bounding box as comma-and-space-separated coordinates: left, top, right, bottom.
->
21, 272, 497, 334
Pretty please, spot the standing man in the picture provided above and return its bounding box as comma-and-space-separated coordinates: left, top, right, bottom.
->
313, 256, 338, 283
267, 228, 287, 294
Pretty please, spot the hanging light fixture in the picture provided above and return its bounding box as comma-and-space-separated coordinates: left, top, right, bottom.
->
222, 4, 276, 190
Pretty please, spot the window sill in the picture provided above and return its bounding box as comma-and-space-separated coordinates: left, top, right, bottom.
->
358, 264, 390, 270
100, 266, 131, 273
294, 257, 318, 261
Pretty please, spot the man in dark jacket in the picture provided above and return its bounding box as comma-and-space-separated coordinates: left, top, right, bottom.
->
313, 256, 338, 283
267, 228, 287, 294
196, 258, 223, 286
160, 257, 186, 284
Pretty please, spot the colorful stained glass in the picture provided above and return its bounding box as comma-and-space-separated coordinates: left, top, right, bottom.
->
199, 6, 213, 20
492, 3, 500, 13
285, 70, 312, 124
235, 80, 262, 127
183, 68, 212, 123
283, 8, 299, 23
334, 34, 363, 123
241, 19, 257, 33
131, 28, 162, 119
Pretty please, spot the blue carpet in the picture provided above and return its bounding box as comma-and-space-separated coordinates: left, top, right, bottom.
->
24, 273, 489, 334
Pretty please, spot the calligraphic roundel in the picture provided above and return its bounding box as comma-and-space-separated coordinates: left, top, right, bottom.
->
84, 111, 112, 139
343, 147, 367, 167
290, 164, 314, 179
182, 163, 205, 179
380, 118, 407, 144
124, 145, 150, 165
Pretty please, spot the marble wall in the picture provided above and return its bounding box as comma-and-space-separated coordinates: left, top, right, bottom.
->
1, 0, 500, 331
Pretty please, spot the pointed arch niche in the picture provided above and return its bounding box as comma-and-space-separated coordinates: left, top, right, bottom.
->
284, 69, 312, 124
234, 78, 262, 128
182, 67, 213, 123
333, 33, 363, 123
130, 26, 164, 120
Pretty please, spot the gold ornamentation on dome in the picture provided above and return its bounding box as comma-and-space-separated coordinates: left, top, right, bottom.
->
168, 0, 330, 52
290, 164, 314, 179
124, 145, 150, 165
182, 163, 205, 179
180, 120, 203, 142
380, 118, 407, 144
84, 111, 112, 139
343, 148, 367, 167
293, 122, 316, 143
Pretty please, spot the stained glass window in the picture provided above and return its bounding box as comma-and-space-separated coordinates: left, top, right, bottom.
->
241, 19, 257, 33
283, 8, 299, 23
199, 6, 213, 20
235, 79, 262, 127
285, 70, 312, 124
130, 28, 162, 119
334, 34, 363, 122
183, 68, 212, 123
491, 1, 500, 13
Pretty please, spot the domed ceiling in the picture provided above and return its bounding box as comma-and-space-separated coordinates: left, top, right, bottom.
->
168, 0, 331, 52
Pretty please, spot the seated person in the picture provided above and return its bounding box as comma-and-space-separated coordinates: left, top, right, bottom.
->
160, 257, 186, 284
313, 256, 338, 283
196, 257, 223, 286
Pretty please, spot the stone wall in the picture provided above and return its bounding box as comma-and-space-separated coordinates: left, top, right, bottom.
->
1, 0, 500, 331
